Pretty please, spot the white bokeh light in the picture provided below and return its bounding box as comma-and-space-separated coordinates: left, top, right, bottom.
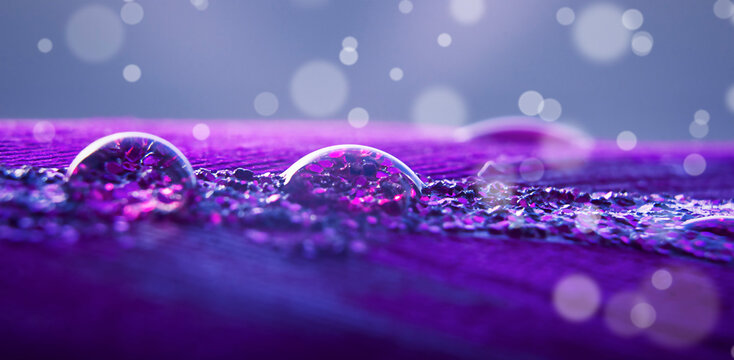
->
412, 86, 467, 127
689, 121, 709, 139
553, 274, 601, 322
123, 64, 141, 83
437, 33, 453, 47
518, 90, 544, 116
631, 31, 654, 57
616, 130, 637, 151
398, 0, 413, 14
572, 3, 630, 64
290, 60, 349, 118
347, 107, 369, 128
683, 153, 706, 176
651, 269, 673, 291
120, 2, 144, 25
622, 9, 644, 30
539, 98, 562, 122
713, 0, 734, 19
33, 121, 55, 143
630, 302, 656, 329
339, 48, 359, 66
254, 92, 279, 116
389, 67, 404, 81
556, 7, 575, 26
605, 292, 645, 337
342, 36, 358, 50
37, 38, 53, 54
191, 0, 210, 11
518, 157, 544, 182
192, 123, 210, 141
66, 4, 125, 63
694, 109, 710, 125
449, 0, 486, 25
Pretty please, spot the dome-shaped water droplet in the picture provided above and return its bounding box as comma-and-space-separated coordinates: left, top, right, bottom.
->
681, 216, 734, 237
66, 132, 196, 218
281, 145, 423, 214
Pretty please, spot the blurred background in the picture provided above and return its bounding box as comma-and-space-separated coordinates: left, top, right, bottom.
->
2, 0, 734, 141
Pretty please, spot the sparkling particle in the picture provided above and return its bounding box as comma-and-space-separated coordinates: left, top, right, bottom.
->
694, 109, 710, 125
621, 9, 644, 30
605, 292, 645, 337
631, 31, 654, 57
347, 107, 369, 128
553, 274, 601, 322
342, 36, 358, 49
290, 60, 348, 117
122, 64, 142, 83
191, 0, 210, 11
518, 90, 544, 116
66, 4, 125, 63
539, 98, 562, 122
33, 121, 55, 143
714, 0, 734, 19
449, 0, 486, 25
518, 157, 544, 182
281, 145, 423, 214
398, 0, 413, 14
651, 269, 673, 290
630, 302, 656, 329
66, 132, 196, 216
683, 153, 706, 176
437, 33, 453, 47
339, 47, 359, 66
254, 92, 279, 116
192, 123, 210, 141
556, 7, 575, 26
412, 86, 467, 127
389, 67, 404, 81
120, 2, 144, 25
616, 131, 637, 151
575, 205, 601, 233
689, 121, 709, 139
37, 38, 53, 53
572, 3, 630, 64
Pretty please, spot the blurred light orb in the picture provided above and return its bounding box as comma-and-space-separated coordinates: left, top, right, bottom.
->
33, 121, 55, 143
556, 7, 575, 26
539, 98, 562, 122
66, 4, 125, 63
437, 33, 453, 47
347, 107, 369, 128
191, 0, 210, 11
622, 9, 644, 30
651, 269, 673, 290
342, 36, 358, 49
630, 302, 657, 329
254, 92, 279, 116
192, 123, 210, 141
694, 109, 710, 125
449, 0, 486, 25
37, 38, 53, 53
689, 121, 709, 139
389, 67, 404, 81
572, 3, 630, 64
412, 86, 467, 127
290, 60, 348, 118
518, 157, 544, 182
553, 274, 601, 322
726, 85, 734, 114
713, 0, 734, 19
398, 0, 414, 14
616, 130, 637, 151
604, 292, 645, 337
631, 31, 654, 57
120, 2, 144, 25
339, 48, 359, 66
123, 64, 141, 83
518, 90, 544, 116
683, 153, 706, 176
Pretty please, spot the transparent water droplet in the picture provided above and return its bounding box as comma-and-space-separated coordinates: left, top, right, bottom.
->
281, 145, 423, 214
682, 216, 734, 237
66, 132, 196, 218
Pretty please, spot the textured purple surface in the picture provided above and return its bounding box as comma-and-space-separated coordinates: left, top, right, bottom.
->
1, 119, 734, 359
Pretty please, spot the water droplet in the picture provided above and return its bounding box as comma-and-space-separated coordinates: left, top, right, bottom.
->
682, 216, 734, 237
281, 145, 423, 214
66, 132, 196, 218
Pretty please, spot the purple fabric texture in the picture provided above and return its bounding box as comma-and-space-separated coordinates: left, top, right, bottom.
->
0, 119, 733, 359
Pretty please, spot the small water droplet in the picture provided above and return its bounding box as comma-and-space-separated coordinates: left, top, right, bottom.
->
281, 145, 423, 214
66, 132, 196, 218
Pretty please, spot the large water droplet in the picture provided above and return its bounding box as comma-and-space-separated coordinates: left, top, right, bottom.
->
281, 145, 423, 214
682, 216, 734, 237
66, 132, 196, 219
